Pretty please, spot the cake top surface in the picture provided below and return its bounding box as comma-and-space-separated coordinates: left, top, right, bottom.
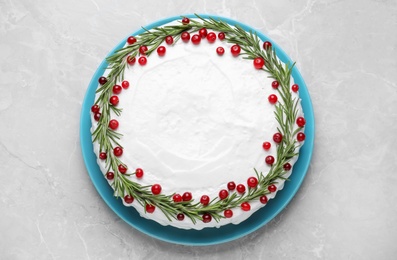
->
89, 15, 307, 231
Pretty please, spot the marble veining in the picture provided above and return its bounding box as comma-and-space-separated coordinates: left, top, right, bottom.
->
1, 0, 396, 259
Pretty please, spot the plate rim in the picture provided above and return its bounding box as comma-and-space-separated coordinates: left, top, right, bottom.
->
80, 13, 315, 246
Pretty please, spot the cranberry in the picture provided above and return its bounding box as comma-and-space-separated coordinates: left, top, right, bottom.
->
98, 76, 107, 85
260, 195, 268, 204
182, 192, 192, 201
297, 132, 306, 142
216, 46, 225, 55
247, 177, 258, 188
262, 142, 271, 150
127, 56, 136, 65
151, 184, 162, 195
135, 168, 144, 178
191, 34, 201, 45
109, 96, 119, 106
165, 35, 173, 45
296, 117, 306, 127
118, 164, 127, 174
127, 36, 136, 45
206, 32, 216, 43
121, 81, 129, 89
202, 213, 212, 223
268, 184, 277, 192
200, 195, 210, 205
265, 155, 275, 165
177, 213, 184, 221
124, 195, 134, 204
227, 181, 236, 190
91, 104, 100, 113
237, 184, 246, 193
253, 57, 265, 69
106, 172, 114, 180
138, 56, 147, 65
139, 45, 148, 55
241, 202, 251, 211
108, 119, 119, 130
218, 32, 226, 40
146, 204, 155, 213
263, 41, 272, 50
112, 85, 122, 94
94, 112, 101, 121
219, 189, 229, 200
157, 46, 166, 56
283, 163, 292, 171
181, 31, 190, 42
113, 146, 123, 157
268, 94, 278, 104
99, 152, 107, 160
199, 28, 207, 38
173, 194, 182, 202
273, 133, 283, 144
224, 209, 233, 218
231, 45, 241, 56
272, 81, 279, 89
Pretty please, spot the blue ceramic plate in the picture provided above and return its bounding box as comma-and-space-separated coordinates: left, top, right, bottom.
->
80, 14, 314, 246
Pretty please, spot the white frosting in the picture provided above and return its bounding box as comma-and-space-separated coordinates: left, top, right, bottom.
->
91, 21, 304, 230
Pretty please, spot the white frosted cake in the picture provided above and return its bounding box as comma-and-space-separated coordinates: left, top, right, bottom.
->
90, 16, 306, 230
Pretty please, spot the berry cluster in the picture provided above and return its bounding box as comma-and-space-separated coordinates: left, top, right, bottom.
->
91, 78, 146, 194
261, 80, 307, 182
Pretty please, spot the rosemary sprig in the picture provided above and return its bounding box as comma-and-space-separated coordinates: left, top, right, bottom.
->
91, 15, 303, 224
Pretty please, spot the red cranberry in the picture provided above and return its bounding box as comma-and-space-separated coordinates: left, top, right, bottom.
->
219, 189, 229, 200
165, 36, 173, 45
263, 41, 272, 50
135, 168, 144, 178
206, 32, 216, 43
200, 195, 210, 205
260, 195, 268, 204
124, 195, 134, 204
227, 181, 236, 190
268, 184, 277, 192
173, 194, 182, 202
265, 155, 275, 165
237, 184, 246, 193
218, 32, 225, 40
199, 28, 207, 38
202, 213, 212, 223
241, 202, 251, 211
146, 204, 155, 213
151, 184, 162, 195
224, 209, 233, 218
182, 192, 192, 201
247, 177, 258, 188
273, 133, 283, 144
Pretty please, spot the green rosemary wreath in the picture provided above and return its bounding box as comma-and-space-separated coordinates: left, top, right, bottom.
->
91, 14, 305, 224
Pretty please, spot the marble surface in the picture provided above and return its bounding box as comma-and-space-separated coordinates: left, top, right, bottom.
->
1, 0, 396, 259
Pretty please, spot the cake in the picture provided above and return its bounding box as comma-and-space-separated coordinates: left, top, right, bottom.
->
90, 15, 306, 230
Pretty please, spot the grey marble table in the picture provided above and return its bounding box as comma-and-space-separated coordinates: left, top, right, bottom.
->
1, 0, 396, 259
